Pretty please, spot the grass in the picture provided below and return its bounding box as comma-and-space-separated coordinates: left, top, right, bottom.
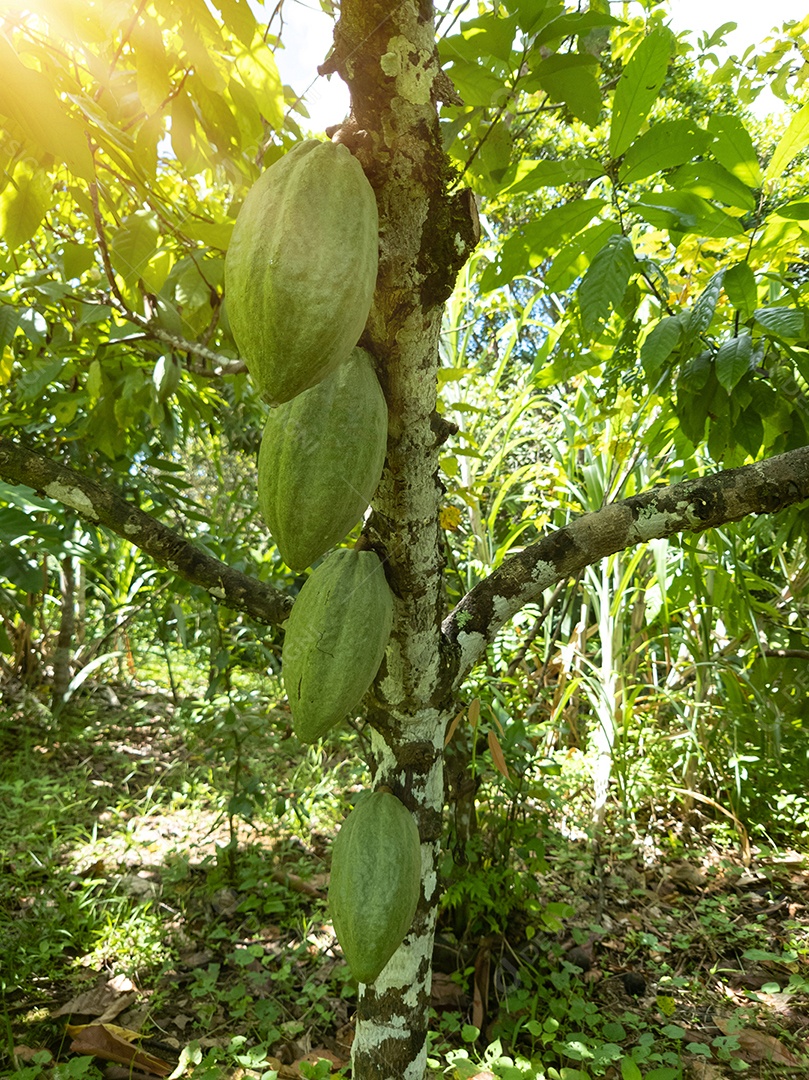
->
1, 675, 808, 1079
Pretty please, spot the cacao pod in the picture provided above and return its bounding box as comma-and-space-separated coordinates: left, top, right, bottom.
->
328, 790, 421, 984
282, 548, 393, 743
257, 347, 387, 571
224, 139, 378, 405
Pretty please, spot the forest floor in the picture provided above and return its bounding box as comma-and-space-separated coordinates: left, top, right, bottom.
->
1, 681, 808, 1080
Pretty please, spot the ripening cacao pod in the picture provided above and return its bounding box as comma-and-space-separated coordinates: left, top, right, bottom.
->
328, 790, 421, 984
281, 548, 393, 743
224, 139, 378, 405
257, 347, 387, 572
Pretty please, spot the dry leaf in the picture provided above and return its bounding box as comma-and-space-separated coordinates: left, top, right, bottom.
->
55, 976, 136, 1022
292, 1049, 344, 1074
487, 730, 510, 780
431, 971, 466, 1008
69, 1024, 172, 1077
712, 1017, 801, 1065
444, 707, 466, 746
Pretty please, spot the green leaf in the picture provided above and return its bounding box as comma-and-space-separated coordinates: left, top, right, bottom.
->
0, 547, 42, 593
621, 1060, 643, 1080
619, 118, 710, 184
0, 165, 52, 251
111, 210, 161, 287
545, 220, 621, 293
683, 272, 725, 346
215, 0, 258, 46
233, 42, 285, 132
708, 114, 762, 188
62, 243, 97, 281
723, 262, 757, 319
715, 334, 753, 392
0, 306, 20, 352
609, 28, 673, 159
669, 161, 756, 210
774, 200, 809, 220
754, 307, 805, 338
503, 156, 604, 195
536, 10, 623, 47
640, 315, 683, 374
441, 13, 519, 64
527, 53, 602, 127
441, 57, 507, 106
480, 199, 606, 291
765, 102, 809, 182
630, 191, 744, 238
578, 235, 636, 338
131, 18, 172, 115
735, 406, 763, 456
0, 36, 94, 180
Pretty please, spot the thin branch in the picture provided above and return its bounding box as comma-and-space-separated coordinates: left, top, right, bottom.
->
0, 438, 293, 628
443, 445, 809, 685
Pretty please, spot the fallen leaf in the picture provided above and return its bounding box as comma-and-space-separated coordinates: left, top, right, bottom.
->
712, 1017, 801, 1065
69, 1024, 172, 1077
55, 976, 136, 1022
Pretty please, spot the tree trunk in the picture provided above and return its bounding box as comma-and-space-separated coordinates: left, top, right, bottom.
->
324, 2, 477, 1076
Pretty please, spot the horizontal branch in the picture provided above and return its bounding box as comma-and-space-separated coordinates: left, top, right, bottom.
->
0, 437, 293, 627
443, 445, 809, 684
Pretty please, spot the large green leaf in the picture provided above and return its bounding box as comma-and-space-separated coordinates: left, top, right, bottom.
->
723, 263, 758, 320
754, 307, 805, 339
629, 192, 744, 238
480, 199, 606, 291
0, 166, 52, 251
618, 119, 710, 184
503, 156, 604, 195
640, 316, 683, 375
682, 273, 725, 348
707, 115, 762, 188
609, 28, 673, 159
764, 102, 809, 182
578, 235, 636, 339
0, 36, 94, 180
545, 221, 621, 293
715, 334, 753, 393
526, 53, 602, 127
535, 10, 623, 47
110, 210, 161, 287
668, 161, 756, 211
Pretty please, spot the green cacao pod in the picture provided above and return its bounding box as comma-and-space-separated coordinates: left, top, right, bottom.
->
328, 790, 421, 984
282, 548, 393, 743
257, 347, 387, 572
224, 139, 378, 405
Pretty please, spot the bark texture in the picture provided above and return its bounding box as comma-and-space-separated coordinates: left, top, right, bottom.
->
443, 444, 809, 684
0, 437, 292, 627
324, 2, 477, 1077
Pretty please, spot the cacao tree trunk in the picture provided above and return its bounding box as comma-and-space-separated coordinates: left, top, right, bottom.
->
324, 2, 477, 1076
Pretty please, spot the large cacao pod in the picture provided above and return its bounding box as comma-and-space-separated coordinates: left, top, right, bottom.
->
257, 347, 387, 572
281, 548, 393, 743
328, 790, 421, 984
224, 139, 378, 405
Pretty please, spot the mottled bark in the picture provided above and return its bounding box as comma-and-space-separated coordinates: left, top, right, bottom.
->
323, 1, 478, 1077
0, 437, 292, 627
443, 444, 809, 685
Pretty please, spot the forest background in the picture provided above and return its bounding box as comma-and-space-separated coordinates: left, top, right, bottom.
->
0, 0, 808, 1078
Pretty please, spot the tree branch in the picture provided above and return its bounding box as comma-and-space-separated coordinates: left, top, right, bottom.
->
0, 437, 293, 627
443, 445, 809, 684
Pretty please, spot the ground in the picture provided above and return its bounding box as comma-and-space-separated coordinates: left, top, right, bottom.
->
1, 681, 807, 1079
